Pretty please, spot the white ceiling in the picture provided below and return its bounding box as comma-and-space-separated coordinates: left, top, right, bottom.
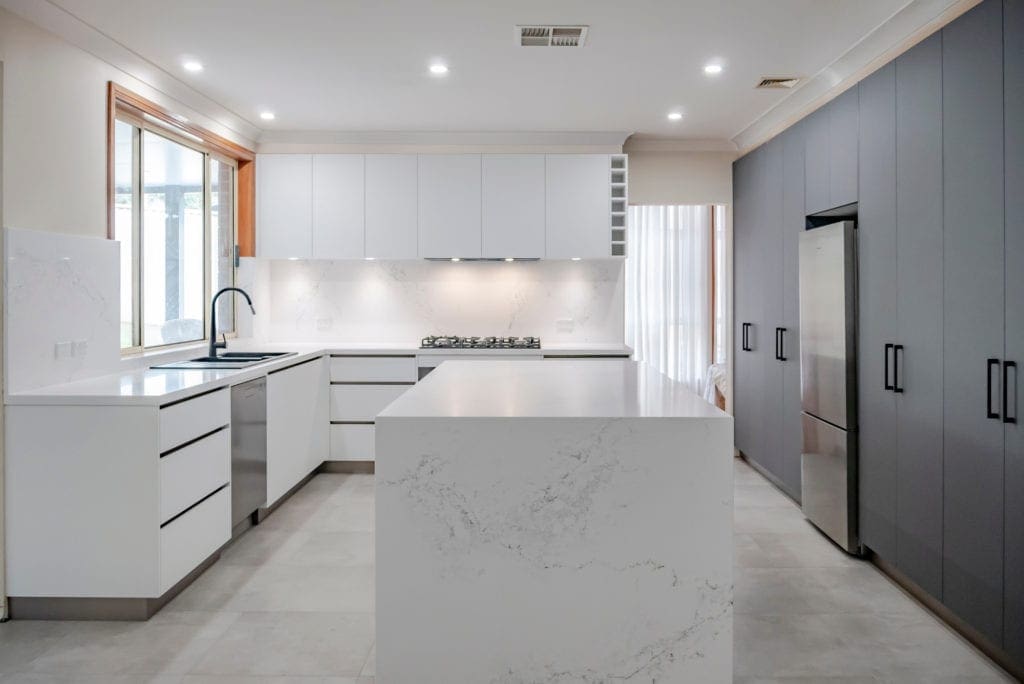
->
16, 0, 973, 146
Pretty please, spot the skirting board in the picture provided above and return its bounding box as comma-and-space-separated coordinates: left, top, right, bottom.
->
868, 551, 1022, 682
7, 550, 221, 621
319, 460, 374, 474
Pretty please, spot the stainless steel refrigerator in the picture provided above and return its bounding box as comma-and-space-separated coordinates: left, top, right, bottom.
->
799, 220, 859, 553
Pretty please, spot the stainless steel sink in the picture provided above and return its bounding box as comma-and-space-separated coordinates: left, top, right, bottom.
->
151, 351, 296, 370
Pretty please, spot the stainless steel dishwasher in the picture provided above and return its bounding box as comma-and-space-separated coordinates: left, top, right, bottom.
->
231, 376, 267, 529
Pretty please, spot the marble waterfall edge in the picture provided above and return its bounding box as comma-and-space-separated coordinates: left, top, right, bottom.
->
376, 413, 733, 683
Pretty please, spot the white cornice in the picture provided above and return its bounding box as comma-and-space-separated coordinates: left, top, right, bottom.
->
730, 0, 982, 154
623, 136, 738, 153
0, 0, 261, 147
256, 130, 631, 154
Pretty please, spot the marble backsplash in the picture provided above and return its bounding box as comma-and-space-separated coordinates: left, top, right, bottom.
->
4, 227, 120, 393
246, 258, 625, 344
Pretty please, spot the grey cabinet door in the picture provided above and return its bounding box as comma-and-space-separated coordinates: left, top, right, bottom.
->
733, 152, 764, 462
760, 138, 786, 484
1003, 0, 1024, 663
942, 0, 1005, 644
781, 124, 806, 500
857, 62, 899, 561
829, 88, 860, 209
895, 32, 945, 601
804, 108, 831, 215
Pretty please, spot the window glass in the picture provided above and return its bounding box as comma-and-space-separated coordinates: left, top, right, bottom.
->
142, 130, 206, 347
211, 158, 235, 335
113, 119, 136, 348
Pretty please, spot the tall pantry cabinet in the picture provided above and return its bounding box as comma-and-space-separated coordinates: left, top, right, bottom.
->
733, 0, 1023, 669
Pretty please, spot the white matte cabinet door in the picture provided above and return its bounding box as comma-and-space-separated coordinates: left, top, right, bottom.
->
365, 154, 418, 259
313, 154, 365, 259
267, 358, 329, 507
418, 154, 482, 258
257, 154, 313, 258
482, 154, 545, 258
545, 154, 610, 259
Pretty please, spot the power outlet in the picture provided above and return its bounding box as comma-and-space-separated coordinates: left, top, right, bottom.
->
73, 340, 89, 357
316, 317, 333, 331
556, 318, 575, 334
54, 341, 73, 359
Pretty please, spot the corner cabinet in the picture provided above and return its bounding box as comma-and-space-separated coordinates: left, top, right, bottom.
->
255, 153, 626, 260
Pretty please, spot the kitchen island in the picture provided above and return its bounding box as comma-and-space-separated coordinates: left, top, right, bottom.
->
375, 359, 734, 683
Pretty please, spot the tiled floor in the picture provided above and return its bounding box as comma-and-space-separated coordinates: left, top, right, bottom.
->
0, 458, 1013, 683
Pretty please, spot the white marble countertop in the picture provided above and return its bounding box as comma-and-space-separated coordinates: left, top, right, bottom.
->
5, 341, 632, 407
378, 359, 728, 419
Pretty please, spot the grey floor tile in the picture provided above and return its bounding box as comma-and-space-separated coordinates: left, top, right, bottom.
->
280, 531, 375, 568
189, 612, 374, 677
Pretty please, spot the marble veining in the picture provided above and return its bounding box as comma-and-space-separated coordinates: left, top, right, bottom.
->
4, 227, 120, 393
257, 258, 624, 343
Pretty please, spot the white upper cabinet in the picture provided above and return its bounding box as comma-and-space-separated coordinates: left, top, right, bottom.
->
257, 154, 313, 258
313, 154, 365, 259
418, 154, 482, 258
545, 154, 611, 259
482, 154, 546, 258
365, 154, 418, 259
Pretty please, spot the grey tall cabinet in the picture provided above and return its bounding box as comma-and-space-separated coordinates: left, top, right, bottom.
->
732, 0, 1023, 670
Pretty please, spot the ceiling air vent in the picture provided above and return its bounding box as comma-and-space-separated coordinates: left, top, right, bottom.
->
517, 25, 588, 47
756, 76, 802, 89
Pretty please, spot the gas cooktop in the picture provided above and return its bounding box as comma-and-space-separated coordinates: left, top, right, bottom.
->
420, 335, 541, 350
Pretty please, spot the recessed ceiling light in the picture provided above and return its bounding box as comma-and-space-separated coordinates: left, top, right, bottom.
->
183, 60, 203, 73
450, 257, 461, 262
260, 111, 276, 121
667, 111, 683, 121
571, 257, 582, 261
504, 258, 515, 262
429, 63, 449, 75
703, 63, 723, 75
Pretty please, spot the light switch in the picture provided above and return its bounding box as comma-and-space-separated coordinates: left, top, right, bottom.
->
54, 341, 73, 359
73, 340, 88, 357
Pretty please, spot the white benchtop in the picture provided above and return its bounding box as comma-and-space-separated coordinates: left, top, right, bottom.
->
5, 342, 632, 407
377, 359, 727, 419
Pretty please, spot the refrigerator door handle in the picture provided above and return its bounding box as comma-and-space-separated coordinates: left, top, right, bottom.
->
893, 345, 904, 393
987, 358, 1001, 420
1004, 361, 1017, 425
884, 343, 894, 391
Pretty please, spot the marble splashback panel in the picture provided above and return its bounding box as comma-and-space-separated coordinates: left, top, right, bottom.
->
4, 227, 120, 393
255, 258, 625, 343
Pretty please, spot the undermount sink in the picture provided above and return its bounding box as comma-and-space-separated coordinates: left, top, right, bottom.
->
150, 351, 296, 370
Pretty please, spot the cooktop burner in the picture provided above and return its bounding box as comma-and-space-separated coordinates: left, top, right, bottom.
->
421, 335, 541, 350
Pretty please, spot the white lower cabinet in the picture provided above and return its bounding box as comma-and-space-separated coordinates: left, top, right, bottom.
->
267, 358, 330, 507
159, 427, 231, 523
330, 384, 410, 422
330, 423, 376, 461
159, 486, 231, 594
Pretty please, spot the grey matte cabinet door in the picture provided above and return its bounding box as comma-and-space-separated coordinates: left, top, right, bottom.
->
781, 124, 805, 499
760, 138, 786, 484
804, 108, 830, 215
829, 88, 859, 209
733, 153, 763, 463
942, 0, 1005, 645
895, 33, 945, 601
857, 62, 898, 561
1003, 0, 1024, 664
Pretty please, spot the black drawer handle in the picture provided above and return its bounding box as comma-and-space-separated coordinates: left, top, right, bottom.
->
884, 343, 894, 391
987, 358, 1001, 420
1005, 361, 1017, 425
893, 344, 904, 393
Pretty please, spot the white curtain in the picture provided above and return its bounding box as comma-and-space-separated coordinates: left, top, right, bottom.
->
626, 205, 712, 393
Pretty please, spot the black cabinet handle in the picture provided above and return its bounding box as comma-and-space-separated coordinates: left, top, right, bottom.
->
742, 323, 752, 352
775, 327, 788, 361
884, 343, 894, 391
1005, 361, 1017, 425
987, 358, 1001, 420
893, 344, 904, 393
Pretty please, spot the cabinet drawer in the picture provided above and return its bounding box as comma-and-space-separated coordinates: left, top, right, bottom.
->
330, 424, 375, 461
159, 388, 230, 453
159, 485, 230, 593
330, 356, 417, 382
327, 423, 376, 462
330, 384, 410, 421
159, 428, 231, 524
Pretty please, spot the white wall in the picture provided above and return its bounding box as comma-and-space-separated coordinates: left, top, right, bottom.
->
246, 258, 625, 345
626, 151, 736, 207
0, 7, 254, 238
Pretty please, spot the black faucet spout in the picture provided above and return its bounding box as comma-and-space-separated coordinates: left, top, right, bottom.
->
209, 287, 255, 358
